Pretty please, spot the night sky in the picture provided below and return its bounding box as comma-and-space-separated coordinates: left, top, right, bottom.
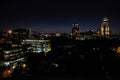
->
1, 0, 120, 33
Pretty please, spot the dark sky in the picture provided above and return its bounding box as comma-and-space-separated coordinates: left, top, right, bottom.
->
0, 0, 120, 33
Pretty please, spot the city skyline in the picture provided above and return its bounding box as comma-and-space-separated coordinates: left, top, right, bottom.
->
1, 0, 120, 34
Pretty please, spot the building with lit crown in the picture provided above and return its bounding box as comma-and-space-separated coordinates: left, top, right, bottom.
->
71, 23, 80, 38
100, 17, 110, 37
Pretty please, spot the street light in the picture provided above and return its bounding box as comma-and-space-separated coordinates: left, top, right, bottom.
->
7, 29, 13, 41
8, 29, 12, 34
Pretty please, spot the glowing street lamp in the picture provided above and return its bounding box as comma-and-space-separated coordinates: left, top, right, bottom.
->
8, 30, 12, 34
22, 64, 27, 69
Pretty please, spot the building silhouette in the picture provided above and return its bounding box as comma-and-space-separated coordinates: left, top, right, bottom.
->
29, 28, 32, 38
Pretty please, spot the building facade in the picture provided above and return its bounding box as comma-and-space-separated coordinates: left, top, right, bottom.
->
0, 43, 26, 68
21, 39, 51, 54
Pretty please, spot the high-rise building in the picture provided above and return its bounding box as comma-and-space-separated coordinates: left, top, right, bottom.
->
100, 17, 110, 37
71, 23, 80, 38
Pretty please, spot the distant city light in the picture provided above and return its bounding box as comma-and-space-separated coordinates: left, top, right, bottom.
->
52, 63, 59, 68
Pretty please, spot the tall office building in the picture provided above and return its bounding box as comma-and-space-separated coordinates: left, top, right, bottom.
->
100, 17, 110, 37
72, 23, 80, 38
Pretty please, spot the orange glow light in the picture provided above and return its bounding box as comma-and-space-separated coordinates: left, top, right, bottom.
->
8, 30, 12, 34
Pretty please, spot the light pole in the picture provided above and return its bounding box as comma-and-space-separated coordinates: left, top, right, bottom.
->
7, 29, 13, 41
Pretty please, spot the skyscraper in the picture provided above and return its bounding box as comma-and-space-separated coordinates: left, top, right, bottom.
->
72, 23, 80, 38
100, 17, 110, 37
